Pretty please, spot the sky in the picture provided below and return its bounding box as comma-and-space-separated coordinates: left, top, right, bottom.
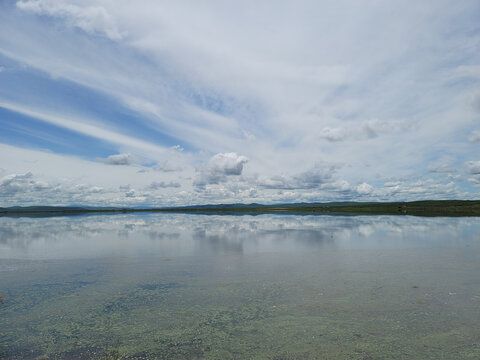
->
0, 0, 479, 207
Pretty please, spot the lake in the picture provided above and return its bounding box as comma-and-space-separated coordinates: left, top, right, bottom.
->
1, 213, 479, 359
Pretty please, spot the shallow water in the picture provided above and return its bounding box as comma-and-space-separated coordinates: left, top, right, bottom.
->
0, 213, 479, 359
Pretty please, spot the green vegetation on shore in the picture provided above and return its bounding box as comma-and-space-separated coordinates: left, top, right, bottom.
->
1, 200, 480, 216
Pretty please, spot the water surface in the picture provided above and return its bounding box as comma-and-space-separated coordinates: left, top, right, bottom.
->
1, 213, 479, 359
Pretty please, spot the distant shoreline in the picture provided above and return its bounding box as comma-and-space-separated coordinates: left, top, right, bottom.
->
1, 200, 480, 217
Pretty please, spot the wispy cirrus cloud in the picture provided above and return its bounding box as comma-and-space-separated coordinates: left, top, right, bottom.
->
0, 101, 168, 156
16, 0, 124, 40
0, 0, 479, 205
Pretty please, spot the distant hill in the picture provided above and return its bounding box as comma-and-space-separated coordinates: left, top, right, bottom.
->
1, 200, 479, 217
1, 206, 119, 212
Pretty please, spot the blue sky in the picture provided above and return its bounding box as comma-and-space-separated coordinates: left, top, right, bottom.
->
0, 0, 479, 207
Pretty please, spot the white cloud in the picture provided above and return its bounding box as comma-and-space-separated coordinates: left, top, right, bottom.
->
259, 163, 339, 190
151, 161, 182, 173
16, 0, 124, 40
455, 65, 480, 79
356, 182, 373, 195
97, 153, 139, 166
147, 181, 181, 190
242, 130, 256, 142
0, 141, 471, 207
319, 119, 408, 142
125, 189, 136, 198
170, 145, 184, 152
73, 184, 104, 194
469, 130, 480, 143
0, 172, 51, 195
466, 161, 480, 175
209, 152, 248, 176
319, 127, 346, 142
293, 163, 338, 189
469, 92, 480, 113
426, 156, 457, 174
0, 143, 191, 207
466, 160, 480, 185
194, 152, 248, 189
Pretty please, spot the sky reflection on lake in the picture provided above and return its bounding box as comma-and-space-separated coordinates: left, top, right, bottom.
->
0, 213, 479, 260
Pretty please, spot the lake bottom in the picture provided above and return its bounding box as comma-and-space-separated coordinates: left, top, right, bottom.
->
2, 248, 480, 359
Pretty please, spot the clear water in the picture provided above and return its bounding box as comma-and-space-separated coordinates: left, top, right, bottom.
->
0, 213, 479, 359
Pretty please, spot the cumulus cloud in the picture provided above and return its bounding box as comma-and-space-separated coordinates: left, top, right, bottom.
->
152, 161, 182, 173
469, 92, 480, 113
363, 119, 408, 138
194, 152, 248, 189
455, 65, 480, 79
356, 182, 373, 195
469, 177, 480, 185
293, 164, 338, 189
170, 145, 184, 152
97, 153, 139, 166
0, 172, 116, 206
0, 172, 51, 194
469, 131, 480, 143
210, 152, 248, 176
73, 184, 104, 194
16, 0, 124, 40
377, 178, 464, 200
466, 160, 480, 184
260, 163, 339, 190
147, 181, 181, 190
319, 119, 408, 142
466, 161, 480, 174
426, 157, 457, 174
319, 127, 346, 142
137, 161, 183, 174
125, 190, 136, 198
242, 130, 256, 142
427, 164, 456, 174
